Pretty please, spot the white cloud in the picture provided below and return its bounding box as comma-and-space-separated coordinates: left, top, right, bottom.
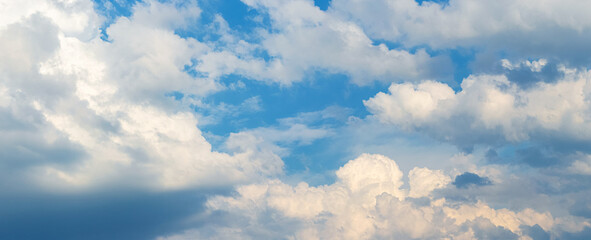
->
330, 0, 591, 48
195, 0, 450, 86
189, 96, 263, 127
158, 154, 581, 240
568, 154, 591, 175
248, 124, 330, 146
364, 81, 455, 128
0, 0, 102, 40
364, 66, 591, 149
408, 167, 450, 198
99, 1, 220, 100
224, 117, 332, 159
0, 0, 284, 191
501, 58, 548, 72
326, 0, 591, 71
2, 0, 591, 239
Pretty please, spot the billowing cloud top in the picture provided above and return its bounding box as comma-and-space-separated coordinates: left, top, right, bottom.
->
1, 0, 591, 239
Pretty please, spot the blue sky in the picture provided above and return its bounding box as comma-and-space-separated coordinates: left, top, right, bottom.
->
2, 0, 591, 239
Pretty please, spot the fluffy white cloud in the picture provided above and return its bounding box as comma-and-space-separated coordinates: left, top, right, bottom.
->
0, 0, 102, 40
196, 0, 450, 86
98, 1, 222, 100
0, 0, 284, 191
2, 0, 591, 239
408, 167, 450, 198
364, 65, 591, 149
158, 154, 583, 240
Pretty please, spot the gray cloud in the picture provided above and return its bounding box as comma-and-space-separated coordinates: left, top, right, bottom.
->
521, 224, 551, 240
453, 172, 493, 189
0, 189, 214, 240
331, 0, 591, 68
2, 0, 591, 239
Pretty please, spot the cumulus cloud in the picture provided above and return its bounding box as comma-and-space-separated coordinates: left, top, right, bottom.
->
3, 0, 591, 239
408, 167, 451, 198
194, 0, 451, 86
0, 0, 284, 191
330, 0, 591, 65
0, 0, 102, 40
364, 65, 591, 151
158, 154, 586, 240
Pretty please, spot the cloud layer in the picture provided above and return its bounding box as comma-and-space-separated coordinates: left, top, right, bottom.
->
365, 64, 591, 152
159, 154, 586, 240
2, 0, 591, 239
0, 0, 284, 191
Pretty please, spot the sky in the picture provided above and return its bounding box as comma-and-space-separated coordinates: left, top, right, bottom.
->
1, 0, 591, 239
